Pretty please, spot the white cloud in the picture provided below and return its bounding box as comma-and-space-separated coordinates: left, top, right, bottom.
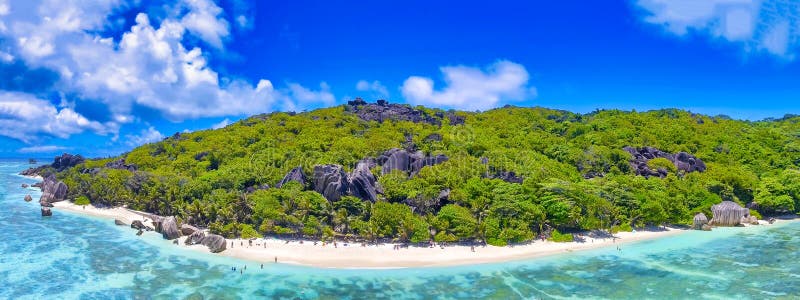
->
179, 0, 230, 48
125, 126, 164, 146
0, 0, 335, 144
355, 80, 389, 98
0, 91, 116, 142
401, 60, 536, 111
211, 118, 231, 129
18, 145, 69, 153
636, 0, 800, 59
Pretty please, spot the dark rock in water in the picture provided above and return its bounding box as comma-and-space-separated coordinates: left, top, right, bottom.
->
200, 234, 227, 253
173, 239, 179, 245
313, 165, 349, 202
114, 219, 127, 226
623, 146, 706, 178
41, 207, 52, 217
39, 174, 68, 204
185, 231, 205, 245
131, 220, 146, 230
136, 230, 143, 236
31, 182, 42, 188
347, 162, 381, 202
156, 216, 181, 240
51, 153, 85, 172
21, 183, 29, 188
24, 195, 32, 202
105, 159, 137, 172
181, 224, 199, 236
277, 166, 307, 188
39, 199, 53, 207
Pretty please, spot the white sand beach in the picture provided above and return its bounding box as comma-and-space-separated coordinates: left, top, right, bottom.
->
48, 201, 701, 268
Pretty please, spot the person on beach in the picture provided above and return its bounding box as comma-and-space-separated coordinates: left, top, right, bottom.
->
274, 256, 277, 263
261, 264, 263, 269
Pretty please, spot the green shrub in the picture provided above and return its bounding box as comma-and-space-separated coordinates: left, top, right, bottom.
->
240, 224, 262, 239
610, 223, 632, 233
749, 209, 763, 220
549, 229, 574, 243
647, 157, 676, 173
75, 196, 90, 206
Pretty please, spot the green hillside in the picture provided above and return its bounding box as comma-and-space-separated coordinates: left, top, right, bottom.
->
45, 100, 800, 245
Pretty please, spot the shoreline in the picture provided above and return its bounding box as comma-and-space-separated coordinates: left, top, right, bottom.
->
49, 200, 699, 269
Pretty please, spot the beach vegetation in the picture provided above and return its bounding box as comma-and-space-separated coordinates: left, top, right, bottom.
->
48, 104, 800, 245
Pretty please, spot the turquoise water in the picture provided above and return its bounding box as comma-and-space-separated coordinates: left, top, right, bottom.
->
1, 159, 799, 299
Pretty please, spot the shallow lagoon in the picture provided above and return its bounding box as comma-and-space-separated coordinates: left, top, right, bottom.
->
2, 159, 799, 299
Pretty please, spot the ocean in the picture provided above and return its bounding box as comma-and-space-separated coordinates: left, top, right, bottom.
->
1, 159, 798, 299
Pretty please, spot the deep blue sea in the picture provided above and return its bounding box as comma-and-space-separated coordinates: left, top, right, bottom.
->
2, 159, 800, 299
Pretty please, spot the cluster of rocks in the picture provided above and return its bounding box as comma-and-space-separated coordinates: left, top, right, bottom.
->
32, 174, 69, 216
623, 146, 706, 178
21, 153, 85, 176
39, 174, 68, 205
346, 98, 465, 126
695, 201, 762, 230
104, 159, 137, 172
127, 215, 227, 253
272, 148, 450, 203
379, 148, 449, 176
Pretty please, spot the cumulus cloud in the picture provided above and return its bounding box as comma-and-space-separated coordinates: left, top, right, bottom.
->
125, 126, 164, 146
356, 80, 389, 99
0, 92, 116, 142
18, 145, 70, 153
401, 60, 536, 111
0, 0, 336, 145
636, 0, 800, 59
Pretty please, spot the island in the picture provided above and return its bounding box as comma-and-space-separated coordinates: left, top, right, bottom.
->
20, 100, 800, 267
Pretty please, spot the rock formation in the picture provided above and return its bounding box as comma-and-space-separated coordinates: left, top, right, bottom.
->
21, 183, 29, 188
41, 207, 52, 217
200, 234, 227, 253
39, 174, 68, 204
378, 148, 448, 175
114, 219, 127, 226
186, 231, 205, 245
277, 166, 307, 188
623, 146, 706, 178
313, 165, 349, 201
105, 159, 137, 172
693, 213, 708, 230
24, 195, 32, 202
346, 98, 442, 125
709, 201, 750, 227
181, 224, 199, 236
51, 153, 85, 171
347, 162, 382, 202
131, 220, 146, 230
155, 216, 181, 240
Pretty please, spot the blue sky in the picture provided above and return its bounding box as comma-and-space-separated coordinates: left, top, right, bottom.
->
1, 0, 799, 158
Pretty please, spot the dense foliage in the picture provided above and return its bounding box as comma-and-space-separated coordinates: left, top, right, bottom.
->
49, 104, 800, 246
